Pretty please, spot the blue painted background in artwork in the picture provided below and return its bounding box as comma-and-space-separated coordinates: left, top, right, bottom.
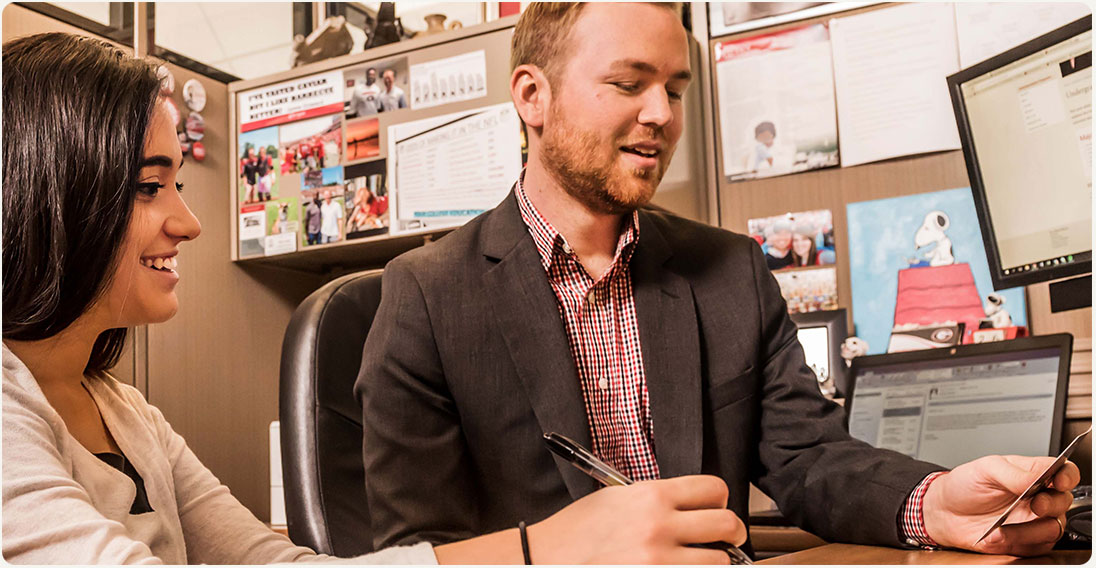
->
846, 187, 1027, 355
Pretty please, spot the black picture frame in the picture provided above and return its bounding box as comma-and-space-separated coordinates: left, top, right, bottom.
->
790, 308, 849, 397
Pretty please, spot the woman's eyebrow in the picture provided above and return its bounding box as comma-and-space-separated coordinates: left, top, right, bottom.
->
139, 155, 180, 169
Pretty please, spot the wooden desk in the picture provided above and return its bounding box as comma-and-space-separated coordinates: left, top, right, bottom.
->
761, 543, 1091, 565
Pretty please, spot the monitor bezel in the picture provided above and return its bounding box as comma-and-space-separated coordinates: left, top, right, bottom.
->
844, 333, 1074, 457
946, 15, 1093, 291
791, 308, 849, 397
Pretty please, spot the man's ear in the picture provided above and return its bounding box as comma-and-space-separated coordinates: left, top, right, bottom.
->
511, 64, 550, 128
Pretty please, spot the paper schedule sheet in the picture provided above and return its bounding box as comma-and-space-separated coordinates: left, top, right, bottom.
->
829, 3, 961, 167
389, 102, 522, 233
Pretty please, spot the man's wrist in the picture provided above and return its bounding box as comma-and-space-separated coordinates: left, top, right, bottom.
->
899, 470, 948, 549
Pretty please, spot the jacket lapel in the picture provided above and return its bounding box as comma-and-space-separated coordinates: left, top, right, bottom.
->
632, 210, 703, 479
480, 191, 598, 499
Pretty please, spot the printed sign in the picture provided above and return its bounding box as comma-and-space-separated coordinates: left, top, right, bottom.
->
238, 70, 345, 132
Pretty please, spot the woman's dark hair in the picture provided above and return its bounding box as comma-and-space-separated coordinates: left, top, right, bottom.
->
2, 33, 161, 377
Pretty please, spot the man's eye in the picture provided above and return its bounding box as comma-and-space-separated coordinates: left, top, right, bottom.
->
668, 90, 684, 101
613, 82, 639, 93
137, 182, 164, 197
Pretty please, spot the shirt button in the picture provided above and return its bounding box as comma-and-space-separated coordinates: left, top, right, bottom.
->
598, 378, 609, 390
561, 242, 573, 254
587, 289, 596, 303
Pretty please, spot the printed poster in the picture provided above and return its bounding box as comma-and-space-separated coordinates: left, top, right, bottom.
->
715, 24, 839, 181
846, 187, 1027, 355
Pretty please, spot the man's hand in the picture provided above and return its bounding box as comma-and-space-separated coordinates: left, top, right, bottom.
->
528, 475, 747, 564
922, 455, 1080, 556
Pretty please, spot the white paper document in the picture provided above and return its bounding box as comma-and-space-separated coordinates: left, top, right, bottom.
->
410, 50, 488, 110
830, 3, 962, 167
714, 24, 840, 181
388, 102, 522, 234
955, 3, 1091, 68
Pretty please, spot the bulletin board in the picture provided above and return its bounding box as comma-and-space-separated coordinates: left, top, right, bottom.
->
706, 2, 1091, 424
228, 18, 520, 270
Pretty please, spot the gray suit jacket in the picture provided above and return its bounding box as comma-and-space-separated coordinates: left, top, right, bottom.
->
356, 191, 943, 551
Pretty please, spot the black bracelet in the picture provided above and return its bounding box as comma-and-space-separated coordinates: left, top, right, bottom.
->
518, 520, 532, 565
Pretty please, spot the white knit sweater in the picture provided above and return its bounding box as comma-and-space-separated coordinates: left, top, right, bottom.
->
2, 344, 436, 565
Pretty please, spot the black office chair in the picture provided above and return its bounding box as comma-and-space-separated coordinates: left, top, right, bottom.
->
279, 269, 384, 556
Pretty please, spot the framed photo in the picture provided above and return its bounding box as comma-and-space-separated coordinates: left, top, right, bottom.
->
791, 308, 849, 397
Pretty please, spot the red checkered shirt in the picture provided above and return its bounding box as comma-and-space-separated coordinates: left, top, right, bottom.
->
515, 174, 939, 537
516, 175, 660, 482
900, 471, 947, 548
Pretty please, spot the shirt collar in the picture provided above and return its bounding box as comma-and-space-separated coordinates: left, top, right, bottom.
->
515, 169, 640, 273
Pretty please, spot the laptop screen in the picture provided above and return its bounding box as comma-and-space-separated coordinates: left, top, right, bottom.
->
847, 346, 1065, 469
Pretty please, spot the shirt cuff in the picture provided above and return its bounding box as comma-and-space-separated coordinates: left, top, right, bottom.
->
899, 470, 948, 549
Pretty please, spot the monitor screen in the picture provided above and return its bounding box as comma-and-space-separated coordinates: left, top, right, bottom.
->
797, 325, 831, 388
949, 16, 1092, 289
847, 347, 1064, 469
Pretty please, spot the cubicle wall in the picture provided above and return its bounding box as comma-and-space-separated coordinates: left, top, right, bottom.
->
704, 2, 1092, 481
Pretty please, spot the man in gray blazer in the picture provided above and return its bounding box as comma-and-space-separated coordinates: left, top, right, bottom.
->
357, 2, 1077, 559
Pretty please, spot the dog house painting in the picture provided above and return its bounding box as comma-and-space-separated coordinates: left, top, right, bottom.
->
846, 187, 1026, 355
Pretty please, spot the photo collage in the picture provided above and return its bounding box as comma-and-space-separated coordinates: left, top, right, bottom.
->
236, 42, 515, 259
748, 209, 838, 315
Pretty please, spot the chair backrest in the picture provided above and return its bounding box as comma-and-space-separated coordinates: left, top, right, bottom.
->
279, 269, 384, 556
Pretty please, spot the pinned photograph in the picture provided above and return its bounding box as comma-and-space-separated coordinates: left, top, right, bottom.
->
346, 117, 381, 162
344, 160, 389, 239
773, 267, 839, 314
238, 126, 281, 204
266, 197, 300, 236
846, 187, 1028, 354
748, 209, 836, 272
344, 57, 410, 118
279, 114, 342, 176
302, 165, 344, 192
300, 187, 346, 246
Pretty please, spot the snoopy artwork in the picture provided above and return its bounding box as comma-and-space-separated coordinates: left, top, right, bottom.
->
840, 336, 869, 367
982, 293, 1013, 328
912, 210, 955, 267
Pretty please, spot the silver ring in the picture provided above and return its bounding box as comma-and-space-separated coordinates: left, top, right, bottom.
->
1053, 516, 1066, 541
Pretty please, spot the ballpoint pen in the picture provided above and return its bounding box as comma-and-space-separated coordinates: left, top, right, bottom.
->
544, 432, 754, 565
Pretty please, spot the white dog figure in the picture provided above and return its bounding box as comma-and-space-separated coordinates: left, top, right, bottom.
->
914, 210, 955, 267
840, 336, 869, 367
983, 293, 1013, 328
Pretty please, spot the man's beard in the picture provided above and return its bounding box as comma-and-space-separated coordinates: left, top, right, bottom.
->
540, 103, 670, 215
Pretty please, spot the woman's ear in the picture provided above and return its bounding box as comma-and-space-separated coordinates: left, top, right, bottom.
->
510, 64, 550, 129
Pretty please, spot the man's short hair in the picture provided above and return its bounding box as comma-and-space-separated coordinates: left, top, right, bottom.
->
755, 121, 776, 137
383, 68, 396, 78
510, 2, 682, 87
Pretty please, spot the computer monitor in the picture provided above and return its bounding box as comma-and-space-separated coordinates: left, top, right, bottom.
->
845, 334, 1072, 469
791, 309, 848, 397
947, 16, 1092, 296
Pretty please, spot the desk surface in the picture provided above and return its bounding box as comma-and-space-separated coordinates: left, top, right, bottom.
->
761, 543, 1091, 565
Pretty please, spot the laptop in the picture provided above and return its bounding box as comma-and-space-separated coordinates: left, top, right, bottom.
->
845, 334, 1073, 469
